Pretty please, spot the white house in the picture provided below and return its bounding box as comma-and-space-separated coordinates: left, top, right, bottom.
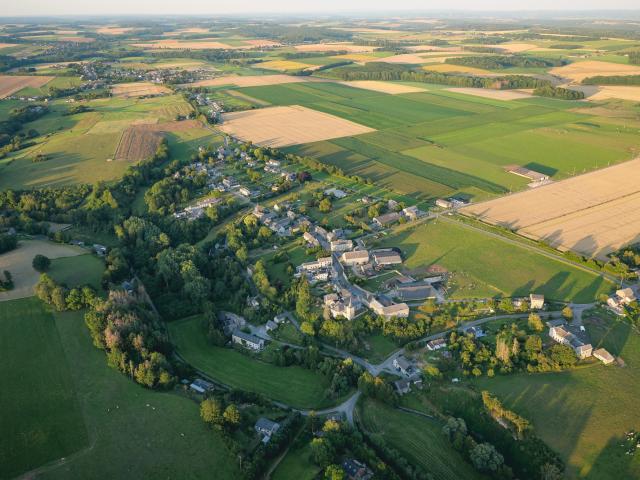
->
341, 250, 369, 266
549, 324, 592, 359
530, 293, 545, 310
232, 330, 265, 351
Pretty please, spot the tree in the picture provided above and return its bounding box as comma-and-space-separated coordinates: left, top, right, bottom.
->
32, 254, 51, 272
562, 306, 573, 320
319, 197, 332, 213
324, 465, 345, 480
200, 398, 223, 427
311, 437, 335, 467
540, 462, 564, 480
527, 313, 544, 332
296, 278, 314, 321
470, 442, 504, 472
223, 404, 241, 427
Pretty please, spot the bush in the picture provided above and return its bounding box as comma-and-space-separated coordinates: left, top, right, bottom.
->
32, 254, 51, 272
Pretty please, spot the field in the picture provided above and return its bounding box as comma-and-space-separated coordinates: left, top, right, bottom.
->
423, 63, 492, 74
475, 315, 640, 479
358, 398, 483, 480
48, 254, 105, 291
169, 316, 345, 409
550, 60, 640, 83
446, 88, 533, 100
0, 297, 88, 479
293, 43, 376, 53
186, 74, 312, 88
0, 240, 86, 301
462, 159, 640, 260
111, 82, 172, 98
131, 39, 235, 49
0, 74, 54, 98
257, 60, 315, 71
375, 219, 612, 301
218, 105, 375, 147
589, 86, 640, 102
114, 127, 164, 161
340, 80, 428, 94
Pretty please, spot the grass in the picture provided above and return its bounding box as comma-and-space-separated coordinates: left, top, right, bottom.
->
358, 397, 483, 480
49, 254, 104, 290
169, 315, 345, 409
359, 333, 398, 363
0, 297, 88, 479
271, 437, 319, 480
473, 315, 640, 480
375, 219, 612, 302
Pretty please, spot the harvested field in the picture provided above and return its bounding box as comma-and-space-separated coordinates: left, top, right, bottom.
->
550, 60, 640, 83
0, 240, 86, 301
446, 87, 533, 100
406, 45, 463, 52
114, 127, 164, 161
462, 158, 640, 259
0, 75, 54, 98
340, 80, 427, 94
0, 43, 18, 49
293, 43, 376, 53
96, 26, 135, 35
218, 105, 375, 147
495, 43, 539, 53
135, 119, 203, 132
223, 89, 271, 106
332, 53, 382, 63
257, 60, 315, 71
589, 85, 640, 102
423, 63, 492, 74
131, 39, 233, 49
87, 118, 158, 135
185, 74, 311, 88
111, 82, 171, 98
376, 53, 432, 64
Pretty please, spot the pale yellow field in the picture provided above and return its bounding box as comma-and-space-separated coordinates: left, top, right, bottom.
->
462, 158, 640, 260
218, 105, 375, 147
294, 43, 377, 53
589, 86, 640, 102
446, 87, 533, 100
96, 26, 135, 35
495, 43, 539, 53
550, 60, 640, 83
0, 75, 54, 98
0, 42, 18, 49
377, 54, 433, 64
340, 81, 427, 94
257, 60, 315, 71
184, 74, 312, 88
111, 82, 171, 98
332, 53, 381, 63
0, 240, 86, 301
423, 63, 492, 74
406, 45, 463, 52
131, 39, 234, 50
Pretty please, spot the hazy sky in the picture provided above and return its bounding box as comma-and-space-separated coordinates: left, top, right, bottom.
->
3, 0, 639, 16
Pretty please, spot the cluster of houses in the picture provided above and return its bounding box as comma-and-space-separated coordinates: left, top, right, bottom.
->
173, 196, 221, 220
548, 319, 615, 364
392, 355, 423, 395
254, 204, 310, 238
607, 287, 636, 316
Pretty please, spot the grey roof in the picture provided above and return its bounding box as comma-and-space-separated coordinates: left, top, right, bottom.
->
233, 330, 263, 345
255, 417, 280, 433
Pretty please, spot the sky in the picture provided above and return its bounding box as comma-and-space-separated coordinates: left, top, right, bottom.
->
3, 0, 639, 16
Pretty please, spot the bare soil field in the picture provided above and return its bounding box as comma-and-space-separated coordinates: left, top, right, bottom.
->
111, 82, 172, 98
0, 75, 54, 98
462, 158, 640, 260
588, 86, 640, 102
340, 80, 427, 94
0, 240, 86, 301
446, 87, 533, 100
185, 74, 312, 88
114, 127, 164, 161
550, 60, 640, 83
293, 43, 377, 53
218, 105, 375, 147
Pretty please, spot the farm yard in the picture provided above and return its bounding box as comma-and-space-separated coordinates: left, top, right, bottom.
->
0, 75, 54, 98
462, 159, 640, 260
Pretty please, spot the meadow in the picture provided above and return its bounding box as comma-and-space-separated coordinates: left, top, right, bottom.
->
474, 315, 640, 480
169, 315, 345, 409
357, 397, 483, 480
374, 218, 612, 302
49, 254, 105, 291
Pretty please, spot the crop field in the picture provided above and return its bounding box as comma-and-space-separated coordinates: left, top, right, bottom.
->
0, 298, 88, 479
293, 43, 377, 53
0, 74, 54, 98
461, 159, 640, 260
423, 63, 492, 74
358, 398, 482, 480
475, 315, 640, 479
339, 80, 428, 94
374, 219, 612, 302
218, 105, 375, 147
169, 316, 345, 409
446, 87, 533, 100
589, 85, 640, 102
114, 127, 164, 161
111, 82, 172, 98
0, 240, 86, 301
186, 74, 313, 88
550, 60, 640, 83
257, 60, 316, 71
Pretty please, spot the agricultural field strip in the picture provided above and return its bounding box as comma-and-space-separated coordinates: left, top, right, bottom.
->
0, 75, 54, 98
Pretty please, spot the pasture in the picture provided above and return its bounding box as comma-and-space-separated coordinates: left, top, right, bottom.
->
0, 74, 54, 98
169, 315, 344, 409
474, 315, 640, 479
462, 159, 640, 260
48, 254, 104, 291
374, 218, 612, 302
357, 398, 483, 480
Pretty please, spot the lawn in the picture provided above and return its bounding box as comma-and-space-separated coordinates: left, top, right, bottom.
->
0, 297, 88, 479
49, 254, 104, 290
375, 219, 612, 302
272, 437, 320, 480
357, 397, 484, 480
359, 333, 398, 363
169, 315, 345, 409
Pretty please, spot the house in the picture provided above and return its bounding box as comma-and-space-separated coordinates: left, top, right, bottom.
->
435, 198, 453, 209
298, 256, 333, 272
232, 330, 265, 351
530, 293, 545, 310
402, 205, 422, 220
372, 249, 402, 267
373, 212, 400, 227
370, 298, 410, 319
189, 378, 215, 394
274, 313, 288, 324
426, 338, 447, 351
330, 239, 353, 252
465, 326, 486, 338
387, 199, 399, 210
616, 288, 636, 304
342, 459, 374, 480
238, 186, 254, 197
394, 281, 437, 301
266, 159, 281, 169
255, 417, 280, 443
593, 348, 615, 365
325, 187, 347, 199
93, 244, 107, 256
393, 356, 414, 376
394, 379, 411, 395
324, 291, 359, 320
303, 231, 320, 247
549, 324, 592, 359
222, 177, 238, 189
341, 250, 370, 266
265, 320, 278, 332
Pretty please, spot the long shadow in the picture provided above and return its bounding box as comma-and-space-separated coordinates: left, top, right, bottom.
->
583, 433, 638, 480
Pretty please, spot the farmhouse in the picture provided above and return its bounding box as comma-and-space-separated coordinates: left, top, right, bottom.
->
593, 348, 615, 365
394, 281, 437, 301
369, 298, 410, 319
232, 330, 265, 351
303, 231, 320, 247
373, 212, 401, 228
427, 338, 447, 351
330, 239, 353, 252
341, 250, 370, 266
371, 249, 402, 267
549, 324, 592, 359
607, 288, 636, 315
394, 378, 412, 395
255, 417, 280, 443
393, 356, 415, 376
342, 459, 374, 480
436, 198, 453, 209
402, 205, 422, 221
530, 293, 545, 310
325, 187, 347, 199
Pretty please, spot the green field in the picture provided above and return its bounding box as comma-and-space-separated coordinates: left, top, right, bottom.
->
169, 316, 345, 409
271, 438, 320, 480
49, 254, 104, 290
375, 218, 612, 302
358, 397, 483, 480
0, 297, 88, 479
474, 315, 640, 479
